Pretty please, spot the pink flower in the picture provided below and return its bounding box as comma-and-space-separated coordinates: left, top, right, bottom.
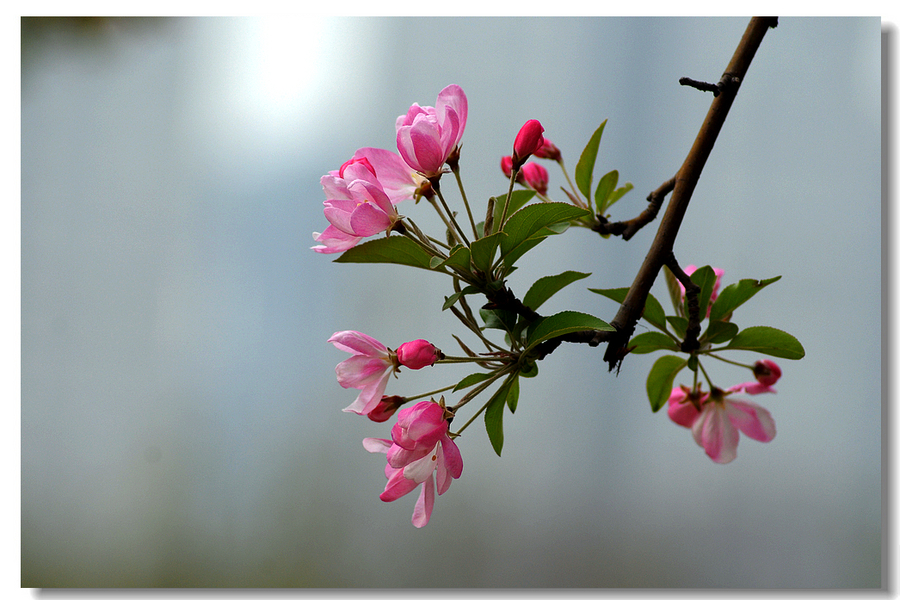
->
500, 155, 515, 179
534, 137, 561, 161
396, 339, 443, 370
667, 385, 776, 464
512, 119, 545, 168
328, 330, 397, 415
363, 401, 463, 527
520, 162, 549, 195
729, 360, 782, 395
342, 148, 428, 205
396, 84, 468, 179
312, 159, 402, 254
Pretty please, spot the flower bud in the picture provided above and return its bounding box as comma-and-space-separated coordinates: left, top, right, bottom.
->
396, 339, 443, 370
512, 119, 545, 168
753, 360, 782, 387
338, 156, 375, 178
534, 137, 561, 161
520, 162, 549, 195
367, 395, 406, 423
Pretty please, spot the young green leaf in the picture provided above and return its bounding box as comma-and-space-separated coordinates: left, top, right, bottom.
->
524, 310, 613, 352
484, 374, 519, 456
628, 331, 680, 354
453, 372, 493, 392
334, 235, 435, 271
499, 203, 590, 271
575, 120, 607, 201
594, 169, 618, 215
469, 231, 505, 274
491, 189, 537, 227
709, 276, 782, 322
666, 316, 688, 340
663, 266, 685, 317
700, 320, 740, 344
646, 355, 688, 412
723, 326, 806, 359
689, 265, 717, 322
523, 271, 592, 311
480, 307, 518, 336
604, 182, 634, 211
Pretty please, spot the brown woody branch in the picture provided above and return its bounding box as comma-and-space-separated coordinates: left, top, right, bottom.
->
601, 16, 778, 371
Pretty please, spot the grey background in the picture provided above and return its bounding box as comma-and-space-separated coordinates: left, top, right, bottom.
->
21, 17, 881, 587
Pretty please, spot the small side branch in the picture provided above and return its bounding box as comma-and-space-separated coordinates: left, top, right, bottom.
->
663, 255, 701, 352
591, 176, 677, 240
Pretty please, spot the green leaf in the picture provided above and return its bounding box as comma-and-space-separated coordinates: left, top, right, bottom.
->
442, 285, 478, 311
710, 276, 782, 322
523, 271, 591, 311
505, 375, 520, 413
480, 307, 518, 335
628, 331, 680, 354
432, 244, 471, 272
524, 310, 614, 352
470, 231, 505, 274
701, 320, 739, 344
666, 316, 688, 340
484, 374, 519, 456
689, 265, 717, 322
492, 189, 536, 228
594, 169, 618, 214
646, 355, 688, 412
588, 287, 668, 333
499, 202, 590, 271
575, 120, 607, 201
663, 266, 685, 317
605, 182, 634, 211
453, 372, 493, 392
723, 326, 806, 359
334, 235, 434, 271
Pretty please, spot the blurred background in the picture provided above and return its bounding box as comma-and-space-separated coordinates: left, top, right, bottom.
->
20, 17, 881, 587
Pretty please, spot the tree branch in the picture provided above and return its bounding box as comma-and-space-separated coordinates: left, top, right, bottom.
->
602, 16, 778, 371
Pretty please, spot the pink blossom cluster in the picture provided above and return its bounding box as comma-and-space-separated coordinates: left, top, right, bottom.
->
667, 359, 780, 463
364, 401, 463, 528
312, 85, 469, 254
329, 331, 459, 527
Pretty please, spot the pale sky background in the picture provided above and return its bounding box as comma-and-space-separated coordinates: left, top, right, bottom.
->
19, 16, 885, 588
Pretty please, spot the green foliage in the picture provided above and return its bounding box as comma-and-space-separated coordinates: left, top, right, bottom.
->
523, 271, 592, 311
484, 374, 520, 456
588, 287, 668, 332
524, 310, 614, 352
646, 355, 688, 412
334, 235, 434, 271
498, 202, 590, 273
628, 331, 680, 354
594, 169, 618, 214
575, 120, 607, 201
724, 326, 806, 359
710, 276, 782, 322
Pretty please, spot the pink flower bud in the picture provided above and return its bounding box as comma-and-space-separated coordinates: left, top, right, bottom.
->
500, 155, 513, 178
367, 395, 405, 423
753, 360, 782, 387
338, 156, 375, 178
520, 162, 549, 195
512, 119, 545, 168
534, 137, 561, 161
396, 339, 443, 370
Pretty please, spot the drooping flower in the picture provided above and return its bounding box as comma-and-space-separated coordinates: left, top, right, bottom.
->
395, 84, 468, 179
396, 339, 443, 370
363, 400, 463, 527
328, 330, 397, 415
511, 119, 545, 168
667, 385, 776, 464
342, 147, 429, 205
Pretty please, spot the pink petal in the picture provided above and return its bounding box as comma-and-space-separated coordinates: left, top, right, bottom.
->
347, 201, 393, 237
327, 330, 388, 357
726, 399, 777, 443
334, 355, 391, 389
401, 445, 439, 484
411, 476, 435, 528
362, 438, 392, 454
380, 468, 419, 502
667, 387, 701, 428
439, 435, 463, 481
692, 404, 739, 464
342, 370, 392, 415
311, 226, 360, 254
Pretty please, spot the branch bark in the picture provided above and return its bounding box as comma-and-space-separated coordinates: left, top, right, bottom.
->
602, 16, 778, 370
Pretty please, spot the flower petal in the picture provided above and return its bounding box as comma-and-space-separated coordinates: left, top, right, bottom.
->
692, 404, 739, 464
726, 399, 777, 443
411, 476, 435, 528
328, 330, 388, 357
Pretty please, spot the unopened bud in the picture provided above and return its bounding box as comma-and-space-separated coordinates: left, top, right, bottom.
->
521, 162, 549, 195
511, 119, 545, 169
534, 137, 561, 161
753, 360, 782, 387
367, 395, 405, 423
396, 339, 443, 370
